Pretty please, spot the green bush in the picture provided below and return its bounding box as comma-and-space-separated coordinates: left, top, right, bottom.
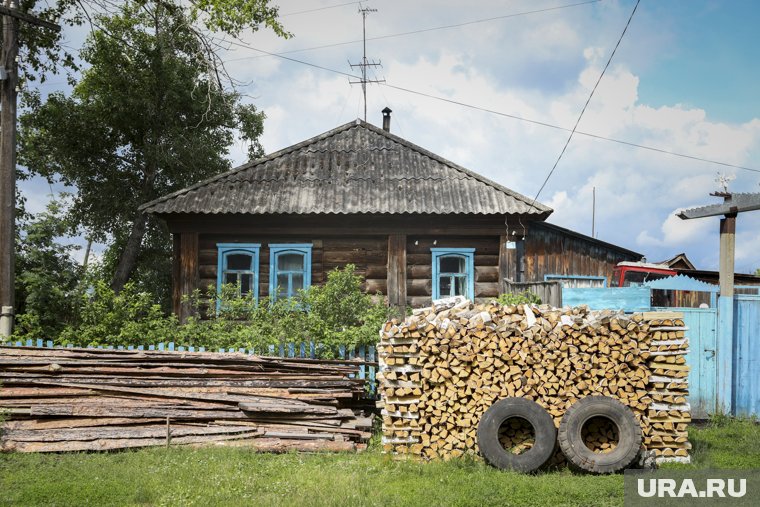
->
494, 291, 542, 305
43, 265, 389, 356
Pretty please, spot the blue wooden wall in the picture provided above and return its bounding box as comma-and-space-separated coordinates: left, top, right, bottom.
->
733, 294, 760, 418
561, 286, 651, 311
677, 308, 718, 419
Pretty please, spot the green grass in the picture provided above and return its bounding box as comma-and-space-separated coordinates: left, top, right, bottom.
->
1, 419, 758, 507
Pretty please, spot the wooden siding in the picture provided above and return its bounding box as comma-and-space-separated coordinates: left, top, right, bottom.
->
524, 223, 639, 284
196, 235, 388, 300
405, 236, 500, 308
167, 214, 643, 313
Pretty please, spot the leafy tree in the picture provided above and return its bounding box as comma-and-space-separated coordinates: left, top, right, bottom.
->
18, 0, 286, 301
13, 198, 83, 340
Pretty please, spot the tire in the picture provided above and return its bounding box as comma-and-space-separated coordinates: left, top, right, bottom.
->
558, 396, 642, 474
477, 398, 557, 472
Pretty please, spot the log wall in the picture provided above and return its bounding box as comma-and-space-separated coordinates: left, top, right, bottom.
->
166, 214, 642, 313
405, 236, 501, 308
525, 223, 640, 285
197, 235, 389, 299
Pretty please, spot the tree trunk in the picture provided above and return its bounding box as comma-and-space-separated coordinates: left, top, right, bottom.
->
110, 212, 148, 293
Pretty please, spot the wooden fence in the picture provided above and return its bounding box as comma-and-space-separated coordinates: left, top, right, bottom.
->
1, 339, 378, 396
502, 279, 562, 307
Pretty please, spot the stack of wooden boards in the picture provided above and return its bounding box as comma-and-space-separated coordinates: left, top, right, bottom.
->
0, 346, 372, 453
378, 298, 691, 466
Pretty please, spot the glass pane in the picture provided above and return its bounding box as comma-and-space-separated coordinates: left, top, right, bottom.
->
440, 255, 465, 274
292, 273, 304, 292
439, 276, 452, 297
227, 253, 252, 270
277, 273, 290, 298
240, 273, 252, 295
224, 273, 237, 285
278, 253, 303, 272
453, 276, 466, 296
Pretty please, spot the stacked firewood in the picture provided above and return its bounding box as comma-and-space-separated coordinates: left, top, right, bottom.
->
0, 347, 372, 453
378, 298, 690, 465
644, 315, 691, 464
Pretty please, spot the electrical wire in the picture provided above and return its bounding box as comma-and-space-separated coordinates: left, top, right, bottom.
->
224, 0, 602, 63
531, 0, 641, 206
224, 18, 760, 176
381, 83, 760, 174
280, 1, 363, 17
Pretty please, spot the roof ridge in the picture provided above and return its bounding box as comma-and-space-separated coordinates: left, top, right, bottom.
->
356, 121, 551, 213
138, 120, 362, 212
140, 119, 552, 215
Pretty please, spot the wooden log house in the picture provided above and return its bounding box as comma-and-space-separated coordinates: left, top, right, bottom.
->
140, 114, 641, 319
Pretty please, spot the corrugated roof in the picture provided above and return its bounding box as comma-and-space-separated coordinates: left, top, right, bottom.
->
678, 192, 760, 219
140, 120, 553, 217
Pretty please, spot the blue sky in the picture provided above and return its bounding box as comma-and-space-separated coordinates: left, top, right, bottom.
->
19, 0, 760, 274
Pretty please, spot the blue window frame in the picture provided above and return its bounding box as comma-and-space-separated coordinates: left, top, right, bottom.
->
217, 243, 261, 309
431, 248, 475, 301
269, 244, 312, 300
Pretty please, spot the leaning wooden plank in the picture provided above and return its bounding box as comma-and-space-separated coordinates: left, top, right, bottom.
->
0, 431, 264, 453
237, 401, 337, 415
0, 387, 96, 398
7, 381, 346, 408
3, 424, 263, 442
193, 437, 357, 453
1, 418, 165, 431
28, 405, 250, 419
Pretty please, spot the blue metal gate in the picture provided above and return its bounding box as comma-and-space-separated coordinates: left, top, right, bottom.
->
733, 294, 760, 418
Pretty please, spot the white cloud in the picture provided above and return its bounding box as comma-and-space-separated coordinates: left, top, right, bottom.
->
18, 0, 760, 274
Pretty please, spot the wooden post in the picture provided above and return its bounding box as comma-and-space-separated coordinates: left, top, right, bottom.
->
387, 234, 407, 314
515, 239, 526, 283
716, 213, 736, 415
719, 214, 736, 298
178, 232, 199, 323
172, 234, 181, 317
0, 4, 61, 338
0, 9, 18, 338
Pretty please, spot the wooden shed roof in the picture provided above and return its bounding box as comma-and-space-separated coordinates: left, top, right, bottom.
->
140, 120, 553, 217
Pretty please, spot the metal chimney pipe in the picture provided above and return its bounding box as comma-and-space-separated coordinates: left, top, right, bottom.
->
382, 107, 392, 132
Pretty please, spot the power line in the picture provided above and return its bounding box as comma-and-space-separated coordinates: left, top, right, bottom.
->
226, 32, 760, 176
381, 83, 760, 174
531, 0, 641, 205
280, 1, 363, 17
224, 38, 360, 79
224, 0, 602, 63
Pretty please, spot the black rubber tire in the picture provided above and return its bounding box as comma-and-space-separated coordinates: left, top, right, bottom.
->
477, 397, 557, 472
558, 396, 642, 474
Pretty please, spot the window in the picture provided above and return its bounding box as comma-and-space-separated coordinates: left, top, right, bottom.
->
269, 244, 312, 300
431, 248, 475, 301
217, 244, 261, 306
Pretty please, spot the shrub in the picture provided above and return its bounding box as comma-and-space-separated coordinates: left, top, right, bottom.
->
495, 291, 542, 306
47, 265, 389, 356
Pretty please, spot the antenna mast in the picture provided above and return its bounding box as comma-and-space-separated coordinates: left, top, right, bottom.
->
349, 5, 384, 121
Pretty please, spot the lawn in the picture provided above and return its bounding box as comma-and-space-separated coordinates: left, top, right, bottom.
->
1, 418, 758, 507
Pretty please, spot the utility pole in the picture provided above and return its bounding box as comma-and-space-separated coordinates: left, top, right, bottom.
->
678, 191, 760, 415
591, 186, 596, 238
349, 5, 384, 122
0, 1, 60, 337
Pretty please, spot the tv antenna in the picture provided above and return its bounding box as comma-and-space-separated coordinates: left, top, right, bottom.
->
715, 172, 735, 194
349, 5, 384, 122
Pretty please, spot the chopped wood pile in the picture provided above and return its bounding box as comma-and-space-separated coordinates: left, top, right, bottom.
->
646, 315, 691, 464
378, 298, 690, 466
0, 346, 373, 453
